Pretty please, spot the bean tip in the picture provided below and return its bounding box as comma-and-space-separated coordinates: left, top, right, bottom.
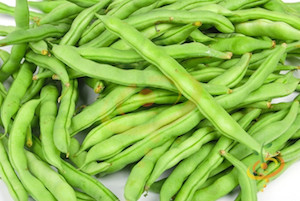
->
219, 150, 226, 155
32, 75, 38, 80
267, 102, 272, 109
281, 43, 287, 48
41, 50, 48, 56
271, 40, 276, 48
227, 89, 233, 94
227, 52, 233, 59
193, 21, 202, 27
52, 74, 59, 80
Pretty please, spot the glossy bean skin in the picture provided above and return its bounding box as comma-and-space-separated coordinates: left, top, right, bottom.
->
60, 0, 111, 46
53, 80, 78, 155
25, 51, 70, 86
8, 99, 56, 201
229, 8, 300, 30
175, 108, 261, 201
33, 70, 54, 80
25, 151, 77, 201
30, 137, 118, 201
83, 102, 195, 165
219, 0, 269, 10
78, 0, 163, 45
0, 25, 15, 36
38, 2, 84, 25
153, 23, 198, 45
209, 53, 251, 88
209, 35, 275, 55
190, 3, 234, 16
146, 127, 217, 188
40, 85, 63, 170
70, 85, 140, 136
124, 139, 174, 201
77, 42, 232, 64
235, 19, 300, 41
100, 15, 264, 156
21, 77, 46, 104
189, 29, 215, 43
1, 62, 35, 133
0, 24, 70, 46
78, 107, 164, 154
84, 10, 234, 47
0, 0, 30, 82
160, 142, 214, 201
0, 138, 27, 201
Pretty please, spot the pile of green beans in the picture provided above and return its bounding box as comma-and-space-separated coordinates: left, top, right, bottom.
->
0, 0, 300, 201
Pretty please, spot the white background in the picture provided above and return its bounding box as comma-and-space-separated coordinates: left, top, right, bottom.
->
1, 0, 300, 200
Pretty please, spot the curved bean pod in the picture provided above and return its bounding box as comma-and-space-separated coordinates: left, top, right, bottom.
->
40, 85, 62, 170
220, 150, 257, 201
25, 151, 77, 201
189, 29, 215, 43
160, 142, 214, 201
39, 2, 84, 25
83, 102, 195, 165
77, 42, 232, 64
210, 35, 275, 55
209, 53, 251, 88
84, 10, 234, 47
8, 99, 56, 201
1, 62, 35, 133
60, 0, 111, 46
53, 80, 78, 155
29, 40, 49, 56
219, 0, 269, 10
30, 136, 118, 201
78, 107, 164, 154
235, 19, 300, 40
28, 0, 65, 13
124, 139, 174, 201
25, 51, 70, 86
0, 24, 70, 46
0, 138, 27, 201
0, 25, 15, 36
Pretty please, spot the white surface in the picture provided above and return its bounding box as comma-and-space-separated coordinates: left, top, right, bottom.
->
1, 0, 300, 201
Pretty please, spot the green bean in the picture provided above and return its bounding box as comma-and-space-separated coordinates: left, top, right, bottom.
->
210, 35, 275, 55
146, 127, 217, 188
0, 82, 7, 98
235, 19, 300, 41
0, 138, 27, 201
161, 0, 221, 11
153, 23, 198, 45
1, 62, 35, 133
8, 99, 56, 201
175, 108, 261, 201
160, 142, 214, 201
229, 8, 300, 30
0, 0, 30, 82
188, 68, 225, 81
263, 0, 300, 16
31, 136, 118, 201
32, 70, 54, 80
26, 51, 70, 86
189, 29, 215, 43
124, 139, 174, 201
0, 24, 70, 46
84, 78, 105, 94
83, 102, 195, 165
29, 40, 49, 56
60, 0, 111, 46
28, 0, 65, 13
53, 80, 78, 155
22, 73, 47, 103
220, 150, 257, 201
281, 139, 300, 161
84, 10, 234, 47
215, 44, 286, 109
77, 43, 232, 64
0, 25, 15, 36
78, 0, 161, 45
75, 191, 95, 201
99, 15, 266, 156
38, 2, 84, 25
25, 150, 77, 200
219, 0, 269, 10
0, 49, 10, 63
78, 107, 164, 155
39, 85, 63, 170
70, 85, 140, 135
0, 2, 43, 19
209, 53, 250, 88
